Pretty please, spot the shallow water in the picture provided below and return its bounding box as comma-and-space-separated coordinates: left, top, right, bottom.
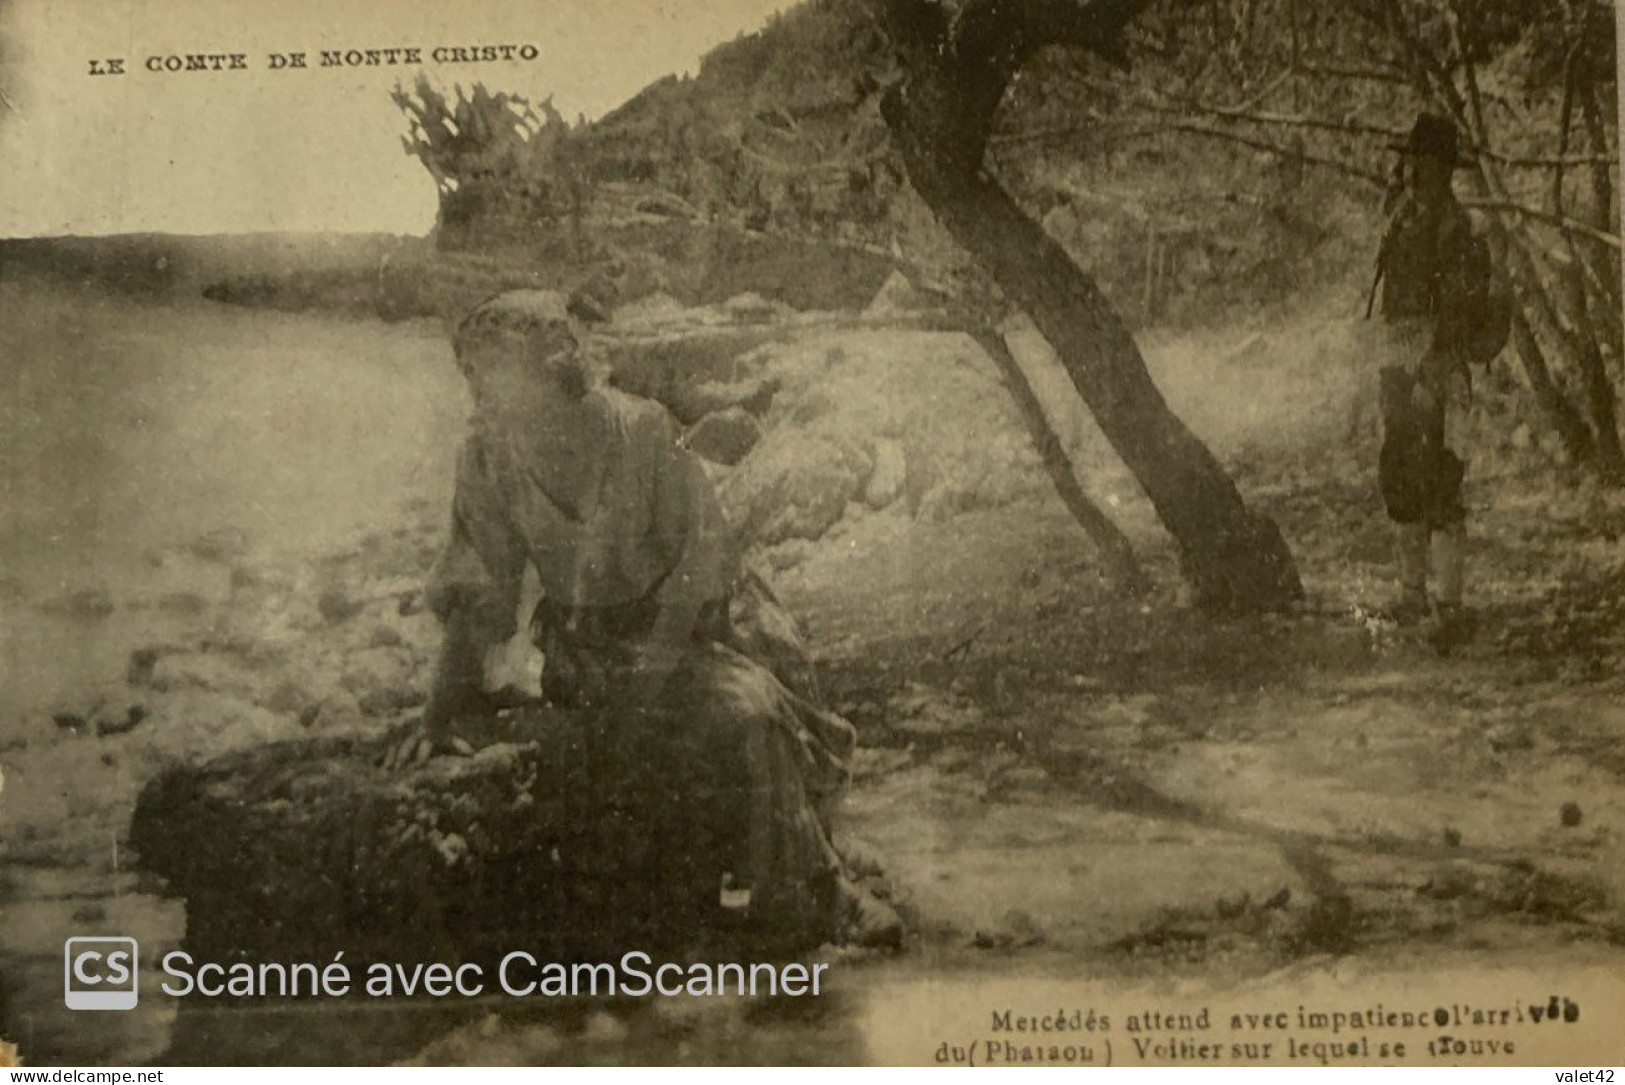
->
0, 282, 468, 720
0, 283, 469, 1063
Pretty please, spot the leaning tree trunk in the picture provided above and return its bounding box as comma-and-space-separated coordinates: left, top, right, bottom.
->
969, 325, 1148, 595
871, 0, 1302, 611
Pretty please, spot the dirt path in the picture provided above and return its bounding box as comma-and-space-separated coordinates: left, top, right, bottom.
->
784, 447, 1625, 987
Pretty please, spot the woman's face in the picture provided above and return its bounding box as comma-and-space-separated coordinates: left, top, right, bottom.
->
460, 328, 583, 420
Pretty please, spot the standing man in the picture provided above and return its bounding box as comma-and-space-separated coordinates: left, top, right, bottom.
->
1372, 112, 1496, 648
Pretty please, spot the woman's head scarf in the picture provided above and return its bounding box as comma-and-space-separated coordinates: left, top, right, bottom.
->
453, 290, 589, 398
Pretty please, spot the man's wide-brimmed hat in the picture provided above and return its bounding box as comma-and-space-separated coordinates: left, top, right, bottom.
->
1389, 112, 1466, 168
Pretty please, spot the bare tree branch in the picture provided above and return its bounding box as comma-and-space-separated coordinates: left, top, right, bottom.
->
1460, 200, 1623, 251
1062, 71, 1616, 170
969, 324, 1148, 595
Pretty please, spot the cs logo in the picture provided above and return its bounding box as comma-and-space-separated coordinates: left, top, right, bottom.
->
63, 937, 139, 1010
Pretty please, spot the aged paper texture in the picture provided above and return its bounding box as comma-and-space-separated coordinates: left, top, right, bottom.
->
2, 0, 1624, 1068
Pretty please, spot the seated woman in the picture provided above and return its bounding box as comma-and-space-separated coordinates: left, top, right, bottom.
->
389, 289, 900, 948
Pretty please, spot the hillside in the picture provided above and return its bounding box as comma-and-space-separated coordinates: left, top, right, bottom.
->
388, 0, 1381, 327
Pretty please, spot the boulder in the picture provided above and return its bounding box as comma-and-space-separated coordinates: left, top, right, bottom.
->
863, 270, 931, 318
669, 376, 780, 427
127, 647, 163, 686
48, 691, 150, 738
614, 290, 687, 324
714, 329, 1048, 550
148, 652, 264, 699
863, 439, 907, 509
720, 433, 872, 546
316, 587, 365, 625
128, 706, 797, 965
633, 192, 701, 220
685, 408, 764, 467
602, 328, 785, 412
721, 292, 791, 323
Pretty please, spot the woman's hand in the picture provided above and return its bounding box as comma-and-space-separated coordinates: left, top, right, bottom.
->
379, 715, 474, 771
381, 727, 473, 770
381, 599, 496, 769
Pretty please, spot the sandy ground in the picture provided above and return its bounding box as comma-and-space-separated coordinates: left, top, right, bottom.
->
2, 284, 1623, 1065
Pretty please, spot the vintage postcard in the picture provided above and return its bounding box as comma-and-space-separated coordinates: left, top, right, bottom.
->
2, 0, 1623, 1070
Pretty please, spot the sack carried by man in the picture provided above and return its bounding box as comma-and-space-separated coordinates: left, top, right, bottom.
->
1448, 227, 1514, 373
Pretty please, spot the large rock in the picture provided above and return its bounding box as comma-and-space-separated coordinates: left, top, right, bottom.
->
718, 330, 1048, 549
602, 327, 786, 415
685, 407, 764, 466
147, 652, 265, 699
863, 269, 931, 318
863, 439, 908, 509
720, 432, 872, 546
128, 705, 783, 965
670, 376, 780, 427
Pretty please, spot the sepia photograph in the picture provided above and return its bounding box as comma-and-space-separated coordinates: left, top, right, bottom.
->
1, 0, 1623, 1070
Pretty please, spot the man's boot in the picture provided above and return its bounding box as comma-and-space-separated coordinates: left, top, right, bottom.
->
1384, 521, 1431, 624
